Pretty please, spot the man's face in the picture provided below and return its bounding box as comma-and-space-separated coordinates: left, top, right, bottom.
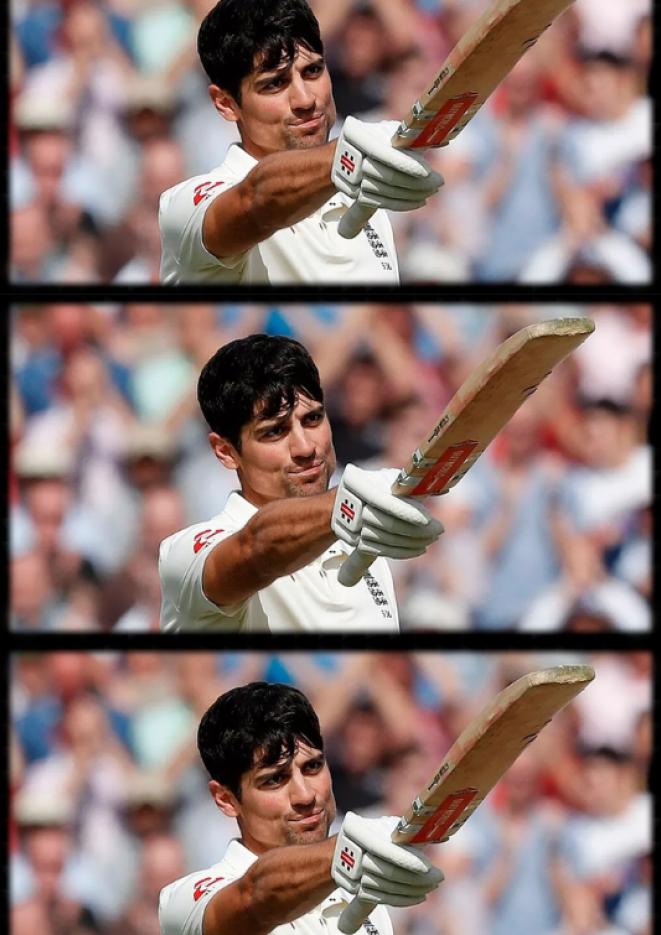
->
212, 393, 337, 506
210, 45, 336, 158
212, 741, 336, 854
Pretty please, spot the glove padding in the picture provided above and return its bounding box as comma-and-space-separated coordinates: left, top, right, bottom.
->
332, 465, 444, 560
332, 117, 444, 213
332, 813, 444, 908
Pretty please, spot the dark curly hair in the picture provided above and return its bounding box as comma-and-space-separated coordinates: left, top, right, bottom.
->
197, 333, 324, 451
197, 0, 324, 102
197, 681, 324, 798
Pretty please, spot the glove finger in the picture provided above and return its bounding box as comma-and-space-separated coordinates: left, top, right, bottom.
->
359, 871, 440, 898
363, 505, 444, 540
356, 193, 429, 213
343, 468, 436, 527
363, 160, 444, 194
360, 180, 435, 203
362, 853, 442, 888
360, 527, 440, 551
358, 887, 428, 908
333, 176, 360, 199
342, 117, 436, 179
350, 542, 428, 560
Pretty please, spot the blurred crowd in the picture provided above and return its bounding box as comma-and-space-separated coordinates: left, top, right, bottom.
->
9, 0, 652, 284
9, 650, 653, 935
10, 303, 652, 632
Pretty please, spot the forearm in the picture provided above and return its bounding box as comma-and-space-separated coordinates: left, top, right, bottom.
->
205, 142, 338, 256
204, 838, 336, 935
244, 143, 338, 228
243, 490, 338, 575
245, 838, 337, 925
203, 489, 337, 605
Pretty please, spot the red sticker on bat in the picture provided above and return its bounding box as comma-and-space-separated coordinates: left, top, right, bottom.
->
410, 789, 478, 844
409, 441, 478, 495
410, 92, 478, 149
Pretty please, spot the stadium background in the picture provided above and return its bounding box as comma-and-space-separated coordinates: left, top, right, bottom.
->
9, 0, 652, 284
9, 650, 653, 935
10, 303, 652, 633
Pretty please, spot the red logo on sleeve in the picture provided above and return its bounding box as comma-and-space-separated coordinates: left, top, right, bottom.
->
193, 876, 225, 901
193, 529, 225, 553
193, 181, 224, 205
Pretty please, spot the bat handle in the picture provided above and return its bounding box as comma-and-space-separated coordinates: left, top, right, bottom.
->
338, 202, 377, 239
338, 896, 376, 933
337, 548, 375, 587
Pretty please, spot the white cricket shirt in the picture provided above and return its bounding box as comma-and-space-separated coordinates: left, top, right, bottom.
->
158, 144, 399, 284
159, 839, 393, 935
158, 492, 399, 633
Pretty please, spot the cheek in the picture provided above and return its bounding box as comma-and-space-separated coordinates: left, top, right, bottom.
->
245, 97, 287, 130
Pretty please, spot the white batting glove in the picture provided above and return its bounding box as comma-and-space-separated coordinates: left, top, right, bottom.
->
332, 813, 444, 907
331, 117, 444, 213
332, 464, 444, 560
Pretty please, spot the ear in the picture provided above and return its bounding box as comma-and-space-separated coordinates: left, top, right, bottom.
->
209, 432, 241, 471
209, 780, 241, 819
209, 85, 241, 123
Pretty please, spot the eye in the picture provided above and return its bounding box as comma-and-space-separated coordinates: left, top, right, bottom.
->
262, 771, 285, 787
262, 75, 286, 92
304, 757, 324, 774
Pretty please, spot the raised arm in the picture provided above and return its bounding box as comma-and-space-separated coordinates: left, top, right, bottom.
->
202, 465, 443, 608
201, 815, 443, 935
203, 143, 337, 258
202, 489, 337, 606
203, 838, 336, 935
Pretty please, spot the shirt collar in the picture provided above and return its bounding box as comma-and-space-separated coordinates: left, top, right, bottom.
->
223, 839, 258, 874
224, 490, 258, 524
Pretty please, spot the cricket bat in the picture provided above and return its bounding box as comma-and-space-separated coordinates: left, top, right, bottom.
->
338, 0, 575, 239
337, 316, 595, 587
337, 664, 595, 933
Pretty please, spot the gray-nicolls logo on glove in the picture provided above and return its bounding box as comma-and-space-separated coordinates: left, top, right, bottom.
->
339, 498, 357, 527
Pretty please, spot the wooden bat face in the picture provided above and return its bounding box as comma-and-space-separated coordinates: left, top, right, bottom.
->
392, 0, 577, 151
391, 665, 595, 846
392, 318, 595, 498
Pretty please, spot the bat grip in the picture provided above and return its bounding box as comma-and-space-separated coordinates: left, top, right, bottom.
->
338, 896, 376, 934
338, 202, 377, 239
337, 548, 375, 587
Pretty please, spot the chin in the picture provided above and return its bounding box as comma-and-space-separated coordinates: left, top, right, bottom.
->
287, 823, 330, 847
286, 123, 329, 151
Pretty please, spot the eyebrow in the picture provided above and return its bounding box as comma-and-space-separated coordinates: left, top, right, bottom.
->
255, 51, 325, 81
255, 400, 324, 428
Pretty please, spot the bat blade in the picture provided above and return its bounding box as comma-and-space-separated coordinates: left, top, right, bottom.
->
396, 0, 575, 151
338, 0, 575, 238
337, 665, 595, 934
394, 664, 594, 844
337, 317, 594, 587
393, 317, 595, 497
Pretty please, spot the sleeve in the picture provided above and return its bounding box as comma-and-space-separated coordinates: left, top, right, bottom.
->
158, 176, 248, 278
159, 872, 233, 935
158, 526, 249, 631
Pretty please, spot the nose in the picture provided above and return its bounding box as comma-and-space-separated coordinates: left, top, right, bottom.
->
289, 73, 316, 112
290, 770, 316, 807
289, 421, 316, 459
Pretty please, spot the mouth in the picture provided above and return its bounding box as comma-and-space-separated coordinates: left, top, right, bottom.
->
290, 810, 324, 827
289, 462, 324, 479
290, 114, 324, 131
